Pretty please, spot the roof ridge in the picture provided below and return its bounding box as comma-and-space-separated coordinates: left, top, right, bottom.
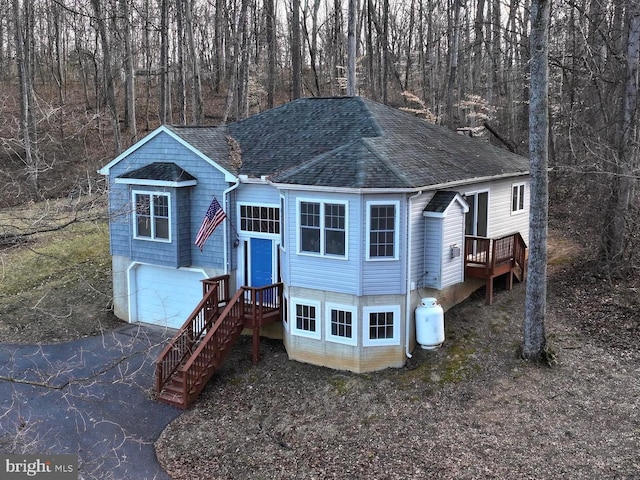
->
272, 140, 361, 181
360, 138, 413, 188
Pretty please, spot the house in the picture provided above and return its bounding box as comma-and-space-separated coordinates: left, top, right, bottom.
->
99, 96, 529, 405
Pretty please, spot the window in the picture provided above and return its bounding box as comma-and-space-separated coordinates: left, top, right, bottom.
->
291, 298, 321, 339
325, 303, 358, 346
367, 201, 399, 260
363, 305, 401, 346
133, 192, 170, 241
511, 183, 526, 214
240, 204, 280, 234
298, 200, 347, 257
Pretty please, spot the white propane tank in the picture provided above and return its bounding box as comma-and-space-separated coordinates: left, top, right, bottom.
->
415, 297, 445, 350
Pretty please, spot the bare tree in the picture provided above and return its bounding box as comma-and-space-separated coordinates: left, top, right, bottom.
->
12, 0, 39, 195
90, 0, 122, 154
291, 0, 302, 99
522, 0, 550, 362
602, 2, 640, 265
347, 0, 357, 95
120, 0, 137, 142
265, 0, 277, 107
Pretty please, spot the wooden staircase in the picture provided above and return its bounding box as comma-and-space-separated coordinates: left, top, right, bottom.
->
464, 232, 527, 305
155, 275, 283, 409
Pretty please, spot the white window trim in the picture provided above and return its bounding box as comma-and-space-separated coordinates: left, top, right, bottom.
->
290, 297, 322, 340
366, 200, 400, 261
511, 183, 526, 215
363, 305, 401, 346
325, 303, 358, 346
237, 201, 281, 236
132, 190, 172, 243
279, 195, 286, 251
296, 198, 349, 260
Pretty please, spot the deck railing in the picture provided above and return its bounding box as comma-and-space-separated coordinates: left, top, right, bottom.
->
464, 232, 526, 275
464, 232, 527, 305
243, 282, 283, 364
178, 288, 247, 407
202, 274, 231, 305
155, 282, 221, 394
155, 278, 284, 408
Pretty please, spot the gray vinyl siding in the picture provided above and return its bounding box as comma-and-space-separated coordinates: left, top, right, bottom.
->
410, 192, 434, 288
176, 188, 192, 266
423, 216, 442, 288
107, 131, 232, 271
441, 206, 465, 288
286, 192, 361, 295
235, 183, 280, 205
361, 195, 406, 296
422, 204, 466, 290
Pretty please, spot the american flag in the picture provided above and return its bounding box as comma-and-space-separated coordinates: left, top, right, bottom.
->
195, 197, 227, 251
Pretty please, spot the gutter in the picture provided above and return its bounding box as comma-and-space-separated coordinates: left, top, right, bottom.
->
223, 178, 241, 274
267, 171, 530, 194
405, 190, 423, 360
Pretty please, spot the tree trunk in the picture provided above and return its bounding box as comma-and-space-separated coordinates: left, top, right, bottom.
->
184, 0, 203, 124
347, 0, 357, 96
446, 0, 463, 129
159, 0, 169, 124
90, 0, 121, 154
522, 0, 550, 362
602, 2, 640, 264
12, 0, 38, 196
265, 0, 276, 108
291, 0, 302, 99
121, 0, 137, 142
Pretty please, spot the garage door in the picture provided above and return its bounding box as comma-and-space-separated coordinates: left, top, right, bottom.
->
131, 265, 206, 329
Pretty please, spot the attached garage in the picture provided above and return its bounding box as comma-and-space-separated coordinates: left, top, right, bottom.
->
128, 264, 207, 329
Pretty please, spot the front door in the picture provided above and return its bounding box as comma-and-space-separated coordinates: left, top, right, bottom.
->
250, 238, 273, 287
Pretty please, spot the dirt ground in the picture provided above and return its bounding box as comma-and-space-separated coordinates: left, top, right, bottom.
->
2, 224, 638, 479
152, 231, 639, 480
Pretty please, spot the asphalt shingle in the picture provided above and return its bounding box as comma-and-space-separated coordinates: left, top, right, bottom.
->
167, 96, 529, 190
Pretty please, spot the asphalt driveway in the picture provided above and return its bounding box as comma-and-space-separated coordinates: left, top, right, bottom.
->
0, 323, 182, 479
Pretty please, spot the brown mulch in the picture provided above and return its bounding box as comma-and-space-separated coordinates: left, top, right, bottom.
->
154, 238, 640, 480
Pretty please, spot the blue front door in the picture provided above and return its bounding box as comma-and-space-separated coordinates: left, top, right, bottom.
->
250, 238, 273, 287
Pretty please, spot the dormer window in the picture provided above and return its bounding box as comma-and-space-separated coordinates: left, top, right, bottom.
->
133, 191, 171, 241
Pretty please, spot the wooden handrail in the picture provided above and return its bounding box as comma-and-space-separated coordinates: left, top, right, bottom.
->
155, 280, 284, 408
155, 282, 220, 394
202, 274, 231, 304
177, 288, 246, 406
243, 283, 283, 364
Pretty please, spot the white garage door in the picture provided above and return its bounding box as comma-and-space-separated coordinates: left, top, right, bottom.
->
131, 265, 206, 329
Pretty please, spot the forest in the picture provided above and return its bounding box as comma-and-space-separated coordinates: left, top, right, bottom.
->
0, 0, 638, 267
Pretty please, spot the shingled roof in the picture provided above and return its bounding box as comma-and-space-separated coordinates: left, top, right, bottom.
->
118, 162, 196, 183
166, 96, 529, 190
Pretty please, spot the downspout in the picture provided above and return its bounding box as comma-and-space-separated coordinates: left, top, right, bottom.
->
405, 190, 423, 359
223, 179, 240, 274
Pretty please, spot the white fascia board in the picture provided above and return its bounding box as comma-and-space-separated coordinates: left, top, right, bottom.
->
268, 171, 530, 194
423, 211, 446, 218
114, 178, 198, 188
98, 126, 167, 175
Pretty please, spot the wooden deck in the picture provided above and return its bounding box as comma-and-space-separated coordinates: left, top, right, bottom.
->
155, 275, 282, 409
464, 233, 527, 305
